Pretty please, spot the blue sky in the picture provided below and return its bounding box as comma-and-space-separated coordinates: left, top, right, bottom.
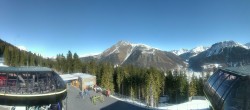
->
0, 0, 250, 57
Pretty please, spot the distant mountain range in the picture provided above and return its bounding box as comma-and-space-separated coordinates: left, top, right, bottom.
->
176, 46, 209, 61
82, 40, 250, 72
1, 38, 249, 72
188, 41, 250, 71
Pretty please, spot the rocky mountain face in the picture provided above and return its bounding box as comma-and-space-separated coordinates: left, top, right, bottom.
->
188, 41, 250, 71
81, 41, 186, 71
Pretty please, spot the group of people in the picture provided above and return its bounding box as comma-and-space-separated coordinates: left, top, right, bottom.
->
78, 85, 111, 99
79, 88, 90, 99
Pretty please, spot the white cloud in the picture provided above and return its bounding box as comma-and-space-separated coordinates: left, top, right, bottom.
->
17, 45, 27, 51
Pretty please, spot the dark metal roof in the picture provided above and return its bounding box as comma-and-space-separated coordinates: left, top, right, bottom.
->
0, 66, 53, 73
223, 65, 250, 76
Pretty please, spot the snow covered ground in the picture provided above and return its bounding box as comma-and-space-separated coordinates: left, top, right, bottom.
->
110, 95, 146, 107
111, 95, 210, 110
0, 63, 7, 67
158, 100, 210, 110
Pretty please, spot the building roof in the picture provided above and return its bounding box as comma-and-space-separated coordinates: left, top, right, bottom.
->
60, 73, 95, 81
223, 65, 250, 76
0, 66, 53, 73
72, 73, 95, 79
60, 74, 78, 81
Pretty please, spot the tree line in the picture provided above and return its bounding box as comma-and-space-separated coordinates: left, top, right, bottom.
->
0, 40, 54, 67
0, 39, 210, 107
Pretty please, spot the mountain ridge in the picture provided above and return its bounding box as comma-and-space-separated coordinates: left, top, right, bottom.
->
189, 41, 250, 71
82, 40, 250, 72
81, 41, 186, 71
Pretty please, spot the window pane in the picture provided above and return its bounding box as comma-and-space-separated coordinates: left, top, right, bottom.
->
213, 72, 229, 90
216, 74, 238, 105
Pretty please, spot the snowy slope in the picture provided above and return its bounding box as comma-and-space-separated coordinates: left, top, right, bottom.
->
158, 100, 210, 110
111, 95, 209, 110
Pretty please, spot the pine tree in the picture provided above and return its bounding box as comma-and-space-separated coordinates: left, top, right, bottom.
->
3, 46, 11, 65
61, 54, 67, 73
115, 67, 124, 94
67, 51, 73, 73
100, 63, 114, 92
73, 53, 82, 72
189, 74, 197, 97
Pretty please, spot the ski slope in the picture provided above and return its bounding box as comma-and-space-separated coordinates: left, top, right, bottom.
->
111, 95, 210, 110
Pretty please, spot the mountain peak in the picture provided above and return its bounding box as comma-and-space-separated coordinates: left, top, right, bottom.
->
117, 40, 131, 46
116, 40, 156, 50
214, 40, 247, 48
98, 41, 164, 66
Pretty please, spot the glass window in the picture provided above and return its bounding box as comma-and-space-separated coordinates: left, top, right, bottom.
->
207, 71, 224, 97
209, 71, 224, 86
209, 71, 224, 97
223, 77, 238, 100
213, 72, 229, 90
208, 70, 220, 83
216, 74, 236, 97
0, 73, 7, 87
216, 74, 238, 105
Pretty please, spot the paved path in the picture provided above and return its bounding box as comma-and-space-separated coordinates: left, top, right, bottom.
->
64, 86, 150, 110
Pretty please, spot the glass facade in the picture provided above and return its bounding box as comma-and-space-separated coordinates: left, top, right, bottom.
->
0, 67, 67, 106
205, 66, 250, 110
204, 69, 240, 110
0, 71, 66, 94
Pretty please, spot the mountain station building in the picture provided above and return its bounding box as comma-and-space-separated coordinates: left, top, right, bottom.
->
60, 73, 96, 91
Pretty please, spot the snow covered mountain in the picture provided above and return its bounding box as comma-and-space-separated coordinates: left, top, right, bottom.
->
245, 43, 250, 49
190, 46, 209, 55
171, 49, 189, 56
189, 41, 250, 71
206, 41, 248, 57
173, 46, 209, 61
99, 41, 158, 65
82, 41, 186, 71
